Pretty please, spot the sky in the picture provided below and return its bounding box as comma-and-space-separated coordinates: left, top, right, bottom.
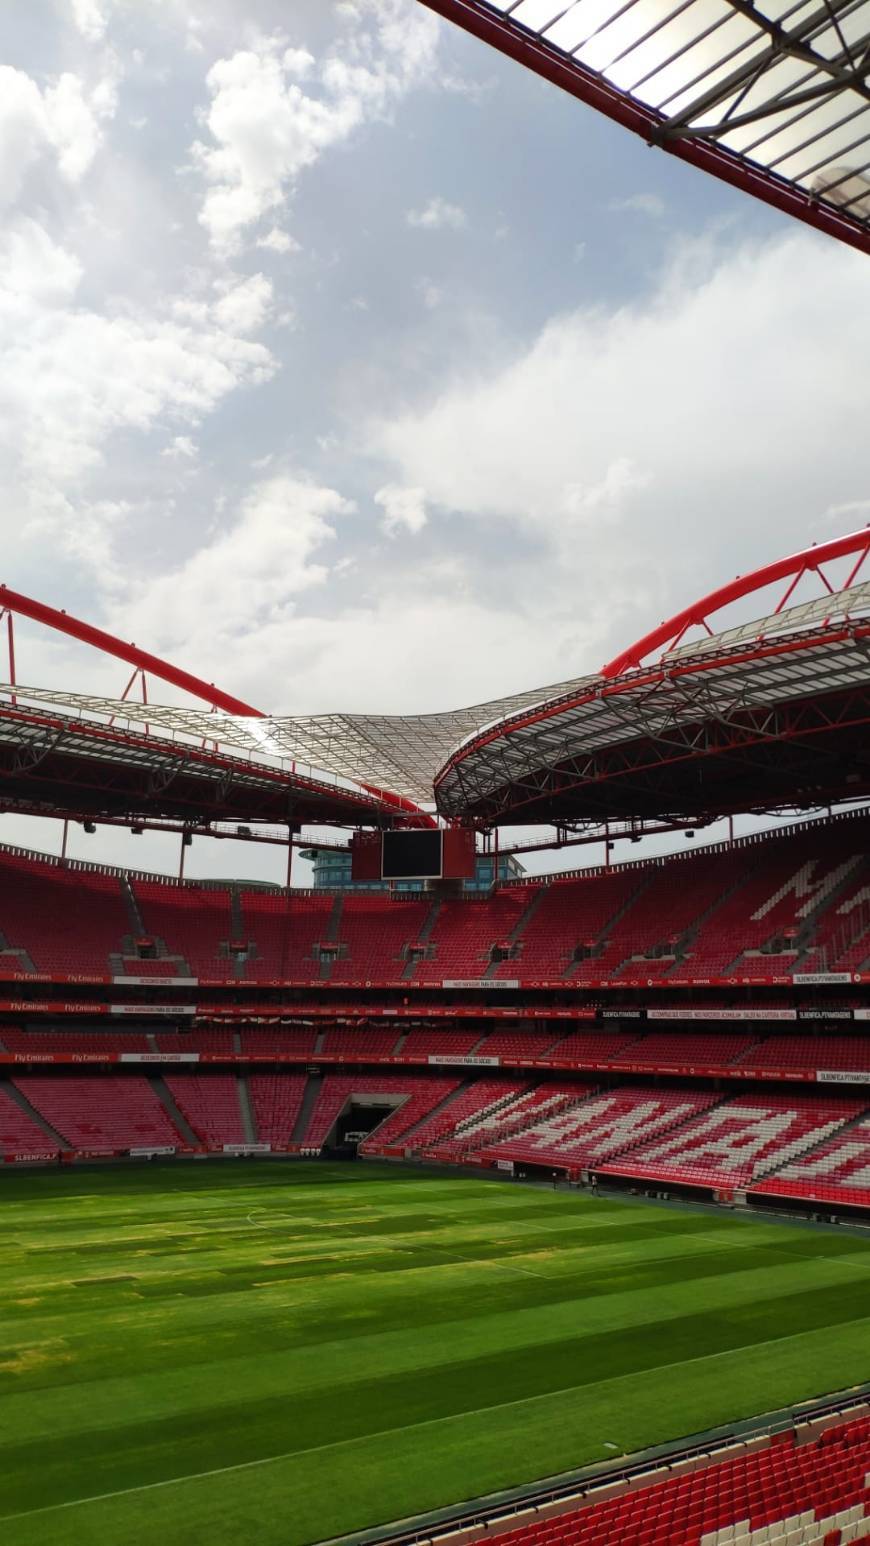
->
1, 0, 870, 885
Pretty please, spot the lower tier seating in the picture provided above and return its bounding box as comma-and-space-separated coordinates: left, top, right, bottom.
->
299, 1074, 456, 1151
0, 1086, 58, 1152
247, 1073, 307, 1148
601, 1093, 863, 1190
480, 1412, 870, 1546
755, 1113, 870, 1208
15, 1075, 184, 1151
164, 1074, 246, 1148
480, 1087, 718, 1172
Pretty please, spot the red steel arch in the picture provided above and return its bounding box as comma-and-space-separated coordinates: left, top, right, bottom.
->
602, 528, 870, 678
0, 585, 259, 715
0, 585, 428, 821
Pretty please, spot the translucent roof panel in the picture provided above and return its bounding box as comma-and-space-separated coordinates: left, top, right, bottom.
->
423, 0, 870, 252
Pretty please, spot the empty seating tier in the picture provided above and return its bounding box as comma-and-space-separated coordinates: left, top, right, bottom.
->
477, 1413, 870, 1546
1, 815, 870, 984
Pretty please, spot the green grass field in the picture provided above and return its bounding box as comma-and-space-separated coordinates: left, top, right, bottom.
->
2, 1163, 870, 1546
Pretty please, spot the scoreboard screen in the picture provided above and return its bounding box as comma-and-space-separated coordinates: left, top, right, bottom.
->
382, 830, 443, 880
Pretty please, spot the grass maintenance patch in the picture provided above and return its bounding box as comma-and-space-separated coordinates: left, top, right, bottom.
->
1, 1163, 869, 1546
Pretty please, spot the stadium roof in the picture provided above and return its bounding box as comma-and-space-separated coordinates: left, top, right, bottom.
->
435, 531, 870, 824
3, 531, 870, 829
0, 700, 400, 830
420, 0, 870, 255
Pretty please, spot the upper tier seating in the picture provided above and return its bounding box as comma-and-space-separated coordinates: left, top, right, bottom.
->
1, 814, 870, 983
238, 892, 334, 981
410, 893, 532, 983
472, 1030, 563, 1060
480, 1087, 719, 1171
16, 1075, 184, 1151
155, 1031, 237, 1054
600, 1093, 863, 1189
0, 853, 128, 973
133, 884, 233, 978
481, 1413, 870, 1546
329, 896, 428, 982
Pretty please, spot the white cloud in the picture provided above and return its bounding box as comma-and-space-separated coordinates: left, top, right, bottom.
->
610, 192, 665, 218
0, 66, 117, 207
416, 277, 442, 309
407, 196, 467, 231
368, 232, 870, 652
375, 483, 427, 536
118, 475, 353, 662
162, 435, 198, 460
213, 272, 273, 334
192, 5, 439, 251
70, 0, 110, 43
0, 216, 276, 579
256, 226, 301, 255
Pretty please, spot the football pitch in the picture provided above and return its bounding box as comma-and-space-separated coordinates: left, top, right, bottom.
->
2, 1164, 870, 1546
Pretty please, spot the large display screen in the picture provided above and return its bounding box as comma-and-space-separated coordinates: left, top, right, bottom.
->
382, 829, 443, 879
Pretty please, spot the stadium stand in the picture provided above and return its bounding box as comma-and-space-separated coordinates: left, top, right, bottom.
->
16, 1075, 184, 1151
0, 1084, 60, 1153
238, 1027, 321, 1058
298, 1074, 456, 1151
1, 818, 870, 984
358, 1077, 462, 1151
1, 1028, 150, 1055
0, 853, 128, 973
421, 1081, 595, 1161
329, 895, 429, 981
318, 1026, 404, 1058
539, 1029, 642, 1064
479, 1088, 720, 1172
399, 1027, 485, 1058
163, 1074, 246, 1148
407, 1078, 526, 1153
756, 1114, 870, 1209
474, 1410, 870, 1546
738, 1035, 870, 1073
247, 1072, 307, 1149
133, 883, 233, 978
239, 891, 334, 981
154, 1030, 236, 1054
610, 1031, 759, 1068
600, 1093, 864, 1191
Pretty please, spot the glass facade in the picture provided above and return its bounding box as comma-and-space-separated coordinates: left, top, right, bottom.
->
300, 847, 523, 892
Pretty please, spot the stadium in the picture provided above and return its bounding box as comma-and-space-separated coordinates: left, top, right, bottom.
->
4, 4, 870, 1546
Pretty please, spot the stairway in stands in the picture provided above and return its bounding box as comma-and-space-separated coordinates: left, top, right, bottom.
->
149, 1076, 197, 1147
1, 1080, 69, 1149
401, 896, 442, 981
237, 1074, 257, 1142
484, 882, 551, 980
292, 1073, 322, 1145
